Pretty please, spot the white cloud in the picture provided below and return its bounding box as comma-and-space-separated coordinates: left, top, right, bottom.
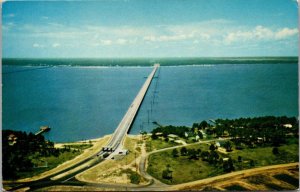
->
275, 28, 298, 39
116, 39, 128, 45
33, 43, 45, 48
100, 40, 112, 46
52, 43, 60, 48
5, 19, 298, 50
224, 26, 298, 44
144, 34, 194, 42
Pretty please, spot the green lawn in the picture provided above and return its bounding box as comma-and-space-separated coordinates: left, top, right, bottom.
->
228, 144, 299, 169
147, 143, 299, 185
63, 144, 93, 150
18, 150, 81, 179
147, 144, 223, 184
146, 139, 180, 152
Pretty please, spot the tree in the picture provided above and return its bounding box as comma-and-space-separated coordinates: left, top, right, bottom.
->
223, 158, 234, 172
188, 149, 198, 160
151, 133, 158, 140
180, 147, 187, 156
201, 151, 210, 161
172, 149, 179, 157
200, 120, 208, 129
238, 156, 242, 162
162, 164, 173, 181
198, 132, 203, 139
196, 148, 202, 156
249, 159, 255, 167
224, 141, 233, 152
272, 147, 279, 155
209, 143, 216, 151
130, 173, 141, 184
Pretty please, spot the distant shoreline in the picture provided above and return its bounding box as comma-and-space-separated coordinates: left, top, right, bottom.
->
2, 57, 298, 67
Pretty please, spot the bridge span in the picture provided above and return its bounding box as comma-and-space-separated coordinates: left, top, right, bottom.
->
101, 64, 159, 156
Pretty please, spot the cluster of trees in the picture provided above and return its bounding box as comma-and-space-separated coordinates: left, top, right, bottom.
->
172, 147, 202, 160
151, 125, 190, 139
205, 116, 297, 147
3, 130, 64, 179
192, 120, 209, 131
162, 164, 173, 182
172, 145, 236, 173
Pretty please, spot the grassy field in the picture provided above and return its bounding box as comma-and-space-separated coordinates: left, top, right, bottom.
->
229, 144, 299, 168
18, 150, 82, 179
145, 138, 180, 152
147, 143, 299, 184
147, 144, 223, 184
63, 144, 93, 150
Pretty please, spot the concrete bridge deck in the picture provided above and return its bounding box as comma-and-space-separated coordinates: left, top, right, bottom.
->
102, 64, 159, 155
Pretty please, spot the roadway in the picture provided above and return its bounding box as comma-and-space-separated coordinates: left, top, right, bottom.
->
103, 64, 159, 155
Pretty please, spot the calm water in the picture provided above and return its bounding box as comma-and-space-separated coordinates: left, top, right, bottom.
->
2, 64, 298, 142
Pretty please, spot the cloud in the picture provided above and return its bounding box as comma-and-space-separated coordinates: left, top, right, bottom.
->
116, 39, 128, 45
42, 16, 49, 20
224, 26, 298, 44
32, 43, 45, 48
5, 19, 298, 51
52, 43, 60, 48
100, 40, 112, 46
144, 34, 194, 42
275, 28, 298, 39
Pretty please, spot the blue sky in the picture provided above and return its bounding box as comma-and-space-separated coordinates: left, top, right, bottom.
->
2, 0, 299, 58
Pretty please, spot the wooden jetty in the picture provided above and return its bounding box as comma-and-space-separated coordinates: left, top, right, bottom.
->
35, 126, 51, 136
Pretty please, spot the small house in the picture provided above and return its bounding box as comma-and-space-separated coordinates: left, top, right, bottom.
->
283, 124, 293, 128
8, 134, 18, 146
168, 134, 179, 139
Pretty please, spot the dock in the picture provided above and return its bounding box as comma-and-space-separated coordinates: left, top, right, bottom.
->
35, 126, 51, 136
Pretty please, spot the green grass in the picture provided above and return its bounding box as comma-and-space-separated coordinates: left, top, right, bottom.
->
273, 174, 299, 187
64, 144, 93, 150
121, 169, 142, 184
146, 139, 179, 152
18, 150, 81, 179
147, 143, 299, 185
228, 144, 299, 169
147, 144, 223, 184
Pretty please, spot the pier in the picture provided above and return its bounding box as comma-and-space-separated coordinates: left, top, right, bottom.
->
102, 64, 160, 155
35, 126, 51, 136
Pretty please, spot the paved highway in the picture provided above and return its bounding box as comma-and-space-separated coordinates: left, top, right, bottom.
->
103, 64, 159, 155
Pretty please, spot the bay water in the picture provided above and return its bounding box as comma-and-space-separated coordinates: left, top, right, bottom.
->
2, 63, 298, 142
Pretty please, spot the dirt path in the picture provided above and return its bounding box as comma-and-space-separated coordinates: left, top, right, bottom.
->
169, 162, 299, 190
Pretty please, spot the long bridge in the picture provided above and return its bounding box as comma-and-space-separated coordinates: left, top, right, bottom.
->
6, 64, 160, 191
101, 64, 160, 156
